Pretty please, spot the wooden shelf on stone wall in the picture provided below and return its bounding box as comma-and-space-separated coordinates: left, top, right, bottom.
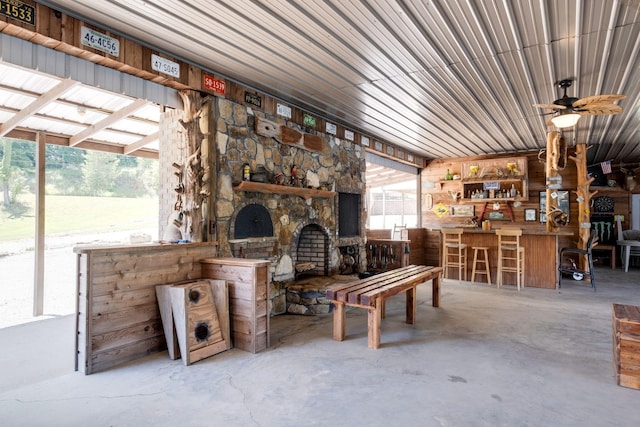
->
234, 181, 336, 200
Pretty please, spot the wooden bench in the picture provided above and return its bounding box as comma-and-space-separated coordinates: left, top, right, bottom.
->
325, 265, 443, 349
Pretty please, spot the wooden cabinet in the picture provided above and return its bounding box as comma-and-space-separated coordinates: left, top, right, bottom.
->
200, 258, 271, 353
460, 157, 528, 201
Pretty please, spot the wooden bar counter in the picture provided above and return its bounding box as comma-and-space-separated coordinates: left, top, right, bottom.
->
437, 228, 574, 289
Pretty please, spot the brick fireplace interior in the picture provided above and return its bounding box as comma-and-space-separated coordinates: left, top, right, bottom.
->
295, 224, 329, 278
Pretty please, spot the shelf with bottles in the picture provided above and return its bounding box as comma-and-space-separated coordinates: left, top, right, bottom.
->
460, 156, 528, 201
462, 180, 528, 201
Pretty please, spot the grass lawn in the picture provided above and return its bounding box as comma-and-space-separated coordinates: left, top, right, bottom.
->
0, 194, 159, 242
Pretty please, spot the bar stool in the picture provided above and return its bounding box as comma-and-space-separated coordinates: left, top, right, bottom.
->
441, 228, 467, 281
471, 246, 491, 285
496, 228, 525, 290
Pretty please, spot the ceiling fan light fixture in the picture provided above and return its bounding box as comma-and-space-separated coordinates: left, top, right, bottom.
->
551, 111, 580, 128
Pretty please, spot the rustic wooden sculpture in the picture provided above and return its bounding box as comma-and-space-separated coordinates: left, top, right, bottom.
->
176, 90, 211, 242
570, 143, 597, 254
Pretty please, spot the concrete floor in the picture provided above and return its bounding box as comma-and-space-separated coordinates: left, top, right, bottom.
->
1, 266, 640, 427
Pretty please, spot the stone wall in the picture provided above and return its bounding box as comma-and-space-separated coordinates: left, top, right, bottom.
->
212, 98, 367, 314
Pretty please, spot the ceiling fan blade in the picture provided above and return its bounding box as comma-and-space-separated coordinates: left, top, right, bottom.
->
573, 94, 626, 108
576, 104, 622, 115
533, 103, 566, 110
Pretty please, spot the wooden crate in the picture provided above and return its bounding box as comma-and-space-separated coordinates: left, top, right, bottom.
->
200, 258, 271, 353
613, 304, 640, 390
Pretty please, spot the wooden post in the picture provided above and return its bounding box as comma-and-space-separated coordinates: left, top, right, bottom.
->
176, 90, 212, 242
570, 143, 597, 272
545, 132, 560, 232
33, 132, 45, 316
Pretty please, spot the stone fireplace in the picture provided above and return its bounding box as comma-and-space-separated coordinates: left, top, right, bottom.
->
209, 98, 367, 315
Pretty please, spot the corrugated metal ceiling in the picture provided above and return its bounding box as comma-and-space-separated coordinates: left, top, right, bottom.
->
21, 0, 640, 165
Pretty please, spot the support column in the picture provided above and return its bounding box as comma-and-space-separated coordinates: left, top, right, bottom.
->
33, 132, 45, 316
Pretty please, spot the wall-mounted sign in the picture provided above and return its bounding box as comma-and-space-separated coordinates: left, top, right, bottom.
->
344, 130, 354, 141
484, 181, 500, 190
1, 0, 34, 25
277, 103, 292, 119
81, 26, 120, 57
361, 136, 370, 147
432, 202, 448, 218
326, 122, 337, 135
152, 54, 180, 78
203, 74, 226, 94
303, 114, 316, 127
244, 92, 261, 108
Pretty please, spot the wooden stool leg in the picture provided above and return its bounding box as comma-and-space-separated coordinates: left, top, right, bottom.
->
471, 248, 479, 282
406, 287, 417, 324
368, 305, 382, 349
496, 249, 502, 288
484, 248, 492, 285
521, 247, 525, 289
333, 301, 345, 341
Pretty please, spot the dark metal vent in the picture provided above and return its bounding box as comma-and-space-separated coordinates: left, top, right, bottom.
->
338, 192, 361, 237
234, 204, 274, 239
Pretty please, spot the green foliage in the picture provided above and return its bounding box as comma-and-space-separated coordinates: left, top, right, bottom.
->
2, 138, 158, 200
82, 151, 118, 196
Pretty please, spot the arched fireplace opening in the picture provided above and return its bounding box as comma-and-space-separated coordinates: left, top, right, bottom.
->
233, 203, 273, 239
229, 203, 277, 259
295, 224, 329, 278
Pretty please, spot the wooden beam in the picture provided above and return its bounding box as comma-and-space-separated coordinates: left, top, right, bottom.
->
124, 131, 159, 155
0, 79, 79, 137
70, 98, 149, 146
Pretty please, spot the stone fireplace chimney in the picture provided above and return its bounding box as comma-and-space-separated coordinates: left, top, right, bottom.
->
208, 98, 367, 313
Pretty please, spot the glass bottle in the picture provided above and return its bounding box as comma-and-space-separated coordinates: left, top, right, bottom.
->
445, 169, 452, 180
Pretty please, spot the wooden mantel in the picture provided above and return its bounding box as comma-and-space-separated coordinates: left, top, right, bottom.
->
234, 181, 336, 200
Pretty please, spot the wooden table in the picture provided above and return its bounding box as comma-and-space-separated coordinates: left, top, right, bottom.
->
325, 265, 442, 349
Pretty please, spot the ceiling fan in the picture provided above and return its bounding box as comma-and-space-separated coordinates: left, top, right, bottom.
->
534, 79, 626, 128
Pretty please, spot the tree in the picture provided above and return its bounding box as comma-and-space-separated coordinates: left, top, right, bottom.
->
82, 150, 118, 196
46, 145, 86, 195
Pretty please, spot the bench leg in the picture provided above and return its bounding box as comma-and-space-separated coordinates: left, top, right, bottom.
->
333, 301, 345, 341
368, 306, 382, 349
432, 275, 441, 307
406, 287, 416, 324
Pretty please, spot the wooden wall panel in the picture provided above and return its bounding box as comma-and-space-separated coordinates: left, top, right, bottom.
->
74, 242, 217, 374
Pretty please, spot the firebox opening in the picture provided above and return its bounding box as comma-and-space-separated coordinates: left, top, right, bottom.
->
296, 224, 329, 278
234, 203, 274, 239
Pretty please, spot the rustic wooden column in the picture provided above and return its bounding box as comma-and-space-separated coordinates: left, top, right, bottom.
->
570, 143, 597, 263
176, 90, 212, 242
545, 132, 560, 232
